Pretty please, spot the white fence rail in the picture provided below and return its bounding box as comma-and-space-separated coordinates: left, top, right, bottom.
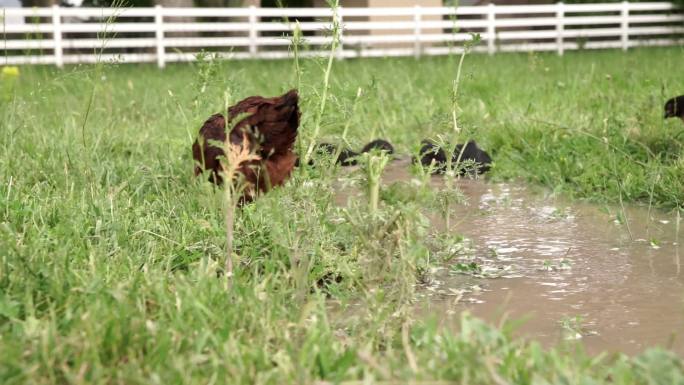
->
1, 2, 683, 67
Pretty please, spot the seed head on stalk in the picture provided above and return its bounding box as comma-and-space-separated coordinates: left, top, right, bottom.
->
219, 133, 261, 287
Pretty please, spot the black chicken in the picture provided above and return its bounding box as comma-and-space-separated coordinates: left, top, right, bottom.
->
417, 139, 492, 175
664, 95, 684, 122
361, 139, 395, 154
307, 139, 394, 167
311, 143, 359, 166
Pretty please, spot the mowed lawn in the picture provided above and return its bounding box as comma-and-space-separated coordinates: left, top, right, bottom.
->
1, 47, 683, 384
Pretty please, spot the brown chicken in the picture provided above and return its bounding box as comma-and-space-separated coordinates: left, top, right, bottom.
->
192, 89, 300, 202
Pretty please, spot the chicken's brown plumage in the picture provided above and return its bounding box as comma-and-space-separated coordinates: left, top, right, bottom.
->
192, 89, 300, 202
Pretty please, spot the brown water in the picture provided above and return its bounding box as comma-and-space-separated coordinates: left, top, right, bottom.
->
337, 157, 683, 355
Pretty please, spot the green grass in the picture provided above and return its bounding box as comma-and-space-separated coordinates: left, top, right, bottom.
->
1, 47, 684, 384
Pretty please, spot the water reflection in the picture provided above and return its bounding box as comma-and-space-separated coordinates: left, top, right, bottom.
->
338, 157, 684, 355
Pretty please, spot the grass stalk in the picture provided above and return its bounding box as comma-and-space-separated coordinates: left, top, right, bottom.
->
224, 184, 235, 282
292, 21, 303, 92
675, 206, 681, 275
363, 152, 390, 215
609, 144, 634, 241
326, 86, 363, 175
440, 34, 479, 231
79, 2, 123, 153
219, 137, 259, 285
303, 0, 341, 165
3, 9, 7, 66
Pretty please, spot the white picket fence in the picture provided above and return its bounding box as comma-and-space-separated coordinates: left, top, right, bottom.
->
1, 2, 683, 67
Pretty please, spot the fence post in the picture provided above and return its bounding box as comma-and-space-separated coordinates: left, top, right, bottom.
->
556, 2, 564, 56
155, 5, 165, 68
52, 4, 63, 68
414, 5, 421, 59
620, 1, 629, 51
487, 3, 496, 55
249, 5, 257, 58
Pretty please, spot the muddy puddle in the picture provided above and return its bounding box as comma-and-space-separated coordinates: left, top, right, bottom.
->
335, 157, 683, 356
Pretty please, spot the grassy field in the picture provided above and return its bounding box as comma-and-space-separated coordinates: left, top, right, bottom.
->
1, 47, 684, 384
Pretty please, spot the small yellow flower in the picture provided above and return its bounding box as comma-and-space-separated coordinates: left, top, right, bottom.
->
1, 66, 20, 78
